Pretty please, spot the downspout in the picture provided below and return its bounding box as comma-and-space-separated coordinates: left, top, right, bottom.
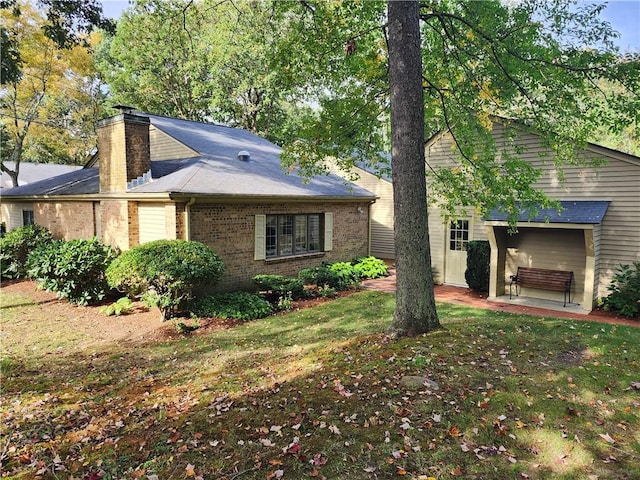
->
184, 197, 196, 240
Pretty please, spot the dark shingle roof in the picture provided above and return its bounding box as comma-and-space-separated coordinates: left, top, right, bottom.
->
1, 168, 98, 196
486, 201, 610, 224
1, 162, 82, 191
1, 115, 375, 200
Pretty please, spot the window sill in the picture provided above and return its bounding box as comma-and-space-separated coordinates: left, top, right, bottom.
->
264, 252, 325, 264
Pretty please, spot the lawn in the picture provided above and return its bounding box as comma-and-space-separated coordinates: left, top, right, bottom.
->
1, 284, 639, 479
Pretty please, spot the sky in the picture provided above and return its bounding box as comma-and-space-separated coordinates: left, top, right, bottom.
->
99, 0, 640, 51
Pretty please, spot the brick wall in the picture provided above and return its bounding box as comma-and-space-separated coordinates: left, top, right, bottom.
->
189, 201, 370, 291
34, 201, 95, 240
100, 200, 131, 250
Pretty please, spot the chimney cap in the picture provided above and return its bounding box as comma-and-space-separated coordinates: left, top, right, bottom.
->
112, 104, 138, 114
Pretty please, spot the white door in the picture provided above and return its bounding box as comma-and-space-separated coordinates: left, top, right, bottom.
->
445, 219, 470, 286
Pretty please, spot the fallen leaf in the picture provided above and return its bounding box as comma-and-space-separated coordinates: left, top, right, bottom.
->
599, 433, 615, 444
185, 464, 195, 477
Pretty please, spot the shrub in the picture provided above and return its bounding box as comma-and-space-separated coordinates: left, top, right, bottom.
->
252, 274, 305, 300
0, 224, 52, 279
464, 240, 490, 292
299, 263, 357, 291
27, 238, 118, 305
602, 262, 640, 318
106, 240, 224, 321
329, 261, 360, 288
100, 297, 134, 316
352, 256, 388, 279
191, 292, 273, 321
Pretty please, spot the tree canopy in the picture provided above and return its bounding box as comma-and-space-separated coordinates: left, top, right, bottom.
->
274, 0, 639, 221
96, 0, 309, 145
1, 2, 106, 187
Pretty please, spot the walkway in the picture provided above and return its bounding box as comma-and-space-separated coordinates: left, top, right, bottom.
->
361, 269, 639, 328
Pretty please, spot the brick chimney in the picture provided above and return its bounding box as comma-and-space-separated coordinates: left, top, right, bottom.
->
97, 109, 150, 193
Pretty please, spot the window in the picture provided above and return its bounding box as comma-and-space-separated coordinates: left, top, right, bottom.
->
22, 209, 34, 226
449, 220, 469, 251
265, 214, 323, 258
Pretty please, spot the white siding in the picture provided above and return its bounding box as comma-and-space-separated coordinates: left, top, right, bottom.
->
139, 204, 168, 244
149, 126, 198, 161
0, 202, 33, 231
353, 169, 394, 259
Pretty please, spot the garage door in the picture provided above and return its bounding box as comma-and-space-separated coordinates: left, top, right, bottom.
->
138, 204, 167, 244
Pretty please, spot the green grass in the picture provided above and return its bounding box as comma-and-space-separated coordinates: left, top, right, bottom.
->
1, 288, 639, 479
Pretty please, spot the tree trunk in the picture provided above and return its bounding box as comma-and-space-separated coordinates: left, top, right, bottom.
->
387, 0, 440, 337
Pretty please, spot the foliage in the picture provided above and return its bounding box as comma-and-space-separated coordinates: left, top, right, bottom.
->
191, 292, 273, 321
276, 292, 294, 312
317, 284, 337, 298
601, 262, 640, 318
96, 0, 305, 145
328, 261, 360, 288
26, 237, 118, 305
175, 321, 200, 335
270, 0, 639, 337
465, 240, 491, 293
352, 256, 388, 279
298, 263, 357, 291
275, 1, 639, 223
0, 224, 52, 279
3, 288, 640, 479
252, 274, 305, 300
105, 240, 225, 321
100, 297, 134, 317
1, 2, 107, 188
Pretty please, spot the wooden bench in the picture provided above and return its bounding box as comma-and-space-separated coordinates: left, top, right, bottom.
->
509, 267, 574, 307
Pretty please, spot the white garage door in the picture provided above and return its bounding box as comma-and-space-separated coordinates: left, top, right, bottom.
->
138, 204, 167, 244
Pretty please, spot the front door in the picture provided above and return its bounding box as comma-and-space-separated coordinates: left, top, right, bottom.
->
445, 219, 470, 286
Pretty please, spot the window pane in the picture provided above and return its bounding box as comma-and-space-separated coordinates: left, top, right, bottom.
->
279, 215, 293, 255
308, 215, 320, 252
266, 216, 277, 257
295, 216, 307, 253
22, 210, 34, 226
449, 220, 469, 251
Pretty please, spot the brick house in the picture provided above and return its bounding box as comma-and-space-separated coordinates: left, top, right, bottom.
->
1, 110, 376, 290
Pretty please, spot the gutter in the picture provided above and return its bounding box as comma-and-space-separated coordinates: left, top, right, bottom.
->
184, 197, 196, 240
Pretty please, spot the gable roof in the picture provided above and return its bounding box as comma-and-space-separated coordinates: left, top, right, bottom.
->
1, 115, 375, 201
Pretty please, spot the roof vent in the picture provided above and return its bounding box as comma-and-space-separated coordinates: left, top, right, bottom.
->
237, 150, 251, 161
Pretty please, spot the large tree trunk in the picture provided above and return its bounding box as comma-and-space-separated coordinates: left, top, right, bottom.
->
387, 0, 440, 337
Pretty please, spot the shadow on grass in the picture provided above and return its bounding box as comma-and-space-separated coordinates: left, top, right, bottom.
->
2, 291, 640, 479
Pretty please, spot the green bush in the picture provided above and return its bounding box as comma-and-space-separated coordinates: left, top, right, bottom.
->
352, 256, 388, 279
106, 240, 224, 321
602, 262, 640, 318
27, 238, 118, 305
100, 297, 134, 316
252, 274, 305, 300
464, 240, 490, 292
329, 261, 360, 288
0, 224, 52, 279
298, 263, 357, 291
191, 292, 272, 321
